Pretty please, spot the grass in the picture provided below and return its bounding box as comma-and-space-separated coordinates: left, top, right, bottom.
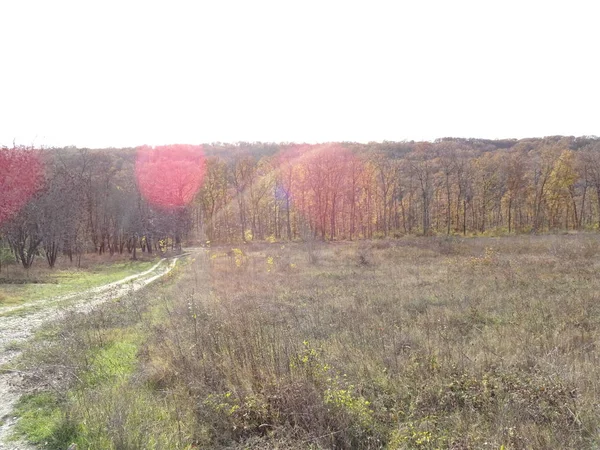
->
0, 256, 158, 308
12, 392, 72, 447
11, 333, 143, 449
9, 257, 192, 449
10, 235, 600, 449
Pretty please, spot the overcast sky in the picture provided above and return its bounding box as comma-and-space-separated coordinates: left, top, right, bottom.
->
1, 0, 598, 148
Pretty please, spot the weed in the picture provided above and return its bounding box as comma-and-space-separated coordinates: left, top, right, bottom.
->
11, 237, 600, 449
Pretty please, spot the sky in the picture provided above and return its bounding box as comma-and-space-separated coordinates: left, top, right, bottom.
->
1, 0, 599, 148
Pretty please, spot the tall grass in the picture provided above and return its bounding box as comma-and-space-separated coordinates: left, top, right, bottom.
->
12, 235, 600, 449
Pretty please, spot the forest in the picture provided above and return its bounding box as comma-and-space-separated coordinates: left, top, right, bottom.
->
2, 135, 600, 268
4, 136, 600, 449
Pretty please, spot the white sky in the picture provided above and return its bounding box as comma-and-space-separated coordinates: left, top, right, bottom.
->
1, 0, 599, 148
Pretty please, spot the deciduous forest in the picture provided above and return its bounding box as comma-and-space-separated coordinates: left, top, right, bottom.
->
2, 135, 600, 268
4, 136, 600, 449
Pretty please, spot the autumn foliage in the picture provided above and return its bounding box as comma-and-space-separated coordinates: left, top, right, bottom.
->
0, 146, 44, 225
135, 144, 206, 209
278, 144, 363, 239
3, 136, 600, 269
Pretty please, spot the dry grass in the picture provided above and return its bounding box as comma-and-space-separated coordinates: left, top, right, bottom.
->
13, 234, 600, 449
139, 235, 600, 448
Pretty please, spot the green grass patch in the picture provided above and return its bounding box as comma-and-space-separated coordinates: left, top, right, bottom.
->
12, 392, 77, 448
82, 335, 139, 387
0, 259, 157, 309
10, 256, 193, 449
13, 331, 142, 449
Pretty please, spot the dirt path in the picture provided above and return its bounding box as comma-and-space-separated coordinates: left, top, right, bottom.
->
0, 256, 181, 449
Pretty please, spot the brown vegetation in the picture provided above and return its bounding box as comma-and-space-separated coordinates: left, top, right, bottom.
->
13, 234, 600, 449
3, 136, 600, 273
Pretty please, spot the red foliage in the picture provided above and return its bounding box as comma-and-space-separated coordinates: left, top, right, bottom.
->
277, 144, 361, 236
135, 144, 206, 209
0, 146, 44, 225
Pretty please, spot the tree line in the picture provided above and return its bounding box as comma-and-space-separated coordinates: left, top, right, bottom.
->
1, 135, 600, 268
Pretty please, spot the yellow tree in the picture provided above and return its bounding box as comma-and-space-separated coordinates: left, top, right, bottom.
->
198, 157, 229, 242
529, 144, 562, 232
502, 150, 527, 233
546, 149, 578, 230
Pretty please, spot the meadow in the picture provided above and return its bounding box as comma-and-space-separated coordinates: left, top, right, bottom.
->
9, 234, 600, 449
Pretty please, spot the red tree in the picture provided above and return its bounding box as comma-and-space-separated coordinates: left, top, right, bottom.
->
135, 144, 206, 209
278, 144, 360, 239
0, 146, 44, 225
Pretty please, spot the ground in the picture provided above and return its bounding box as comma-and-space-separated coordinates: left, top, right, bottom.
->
0, 255, 181, 450
3, 235, 600, 449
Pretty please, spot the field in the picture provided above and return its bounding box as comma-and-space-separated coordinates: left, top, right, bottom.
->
0, 254, 157, 310
8, 234, 600, 449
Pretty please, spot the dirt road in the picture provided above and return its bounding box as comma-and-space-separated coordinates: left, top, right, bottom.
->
0, 257, 180, 449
